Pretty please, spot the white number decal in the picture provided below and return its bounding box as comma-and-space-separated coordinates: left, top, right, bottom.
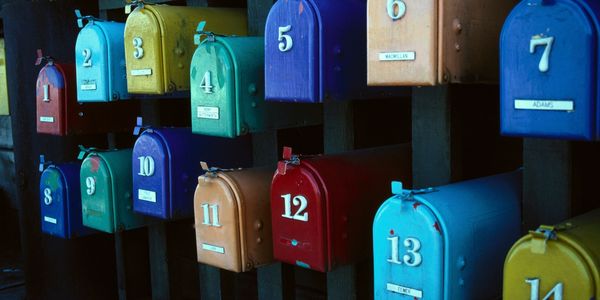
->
133, 37, 144, 59
43, 84, 50, 102
86, 176, 96, 196
82, 48, 92, 67
278, 25, 293, 52
387, 0, 406, 20
387, 236, 422, 267
526, 278, 563, 300
530, 36, 554, 73
201, 204, 221, 227
137, 156, 155, 177
43, 188, 53, 205
200, 71, 214, 94
281, 194, 308, 222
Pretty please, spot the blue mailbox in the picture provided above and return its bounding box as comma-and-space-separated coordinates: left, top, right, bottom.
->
132, 122, 253, 219
74, 9, 129, 102
39, 156, 95, 239
500, 0, 600, 140
373, 171, 522, 299
265, 0, 376, 103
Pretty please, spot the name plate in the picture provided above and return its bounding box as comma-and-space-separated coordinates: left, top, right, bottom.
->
81, 82, 97, 91
379, 51, 416, 61
138, 189, 156, 203
44, 216, 58, 224
386, 283, 423, 298
202, 243, 225, 254
40, 116, 55, 123
131, 69, 153, 76
197, 106, 219, 120
514, 99, 574, 111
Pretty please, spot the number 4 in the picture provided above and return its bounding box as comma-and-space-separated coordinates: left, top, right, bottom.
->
200, 71, 214, 94
530, 36, 554, 73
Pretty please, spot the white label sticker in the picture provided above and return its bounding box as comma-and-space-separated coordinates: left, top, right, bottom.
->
197, 106, 219, 120
514, 99, 574, 111
386, 283, 423, 298
138, 189, 156, 203
44, 216, 57, 224
81, 83, 97, 91
40, 116, 55, 123
202, 243, 225, 254
379, 52, 416, 61
131, 69, 152, 76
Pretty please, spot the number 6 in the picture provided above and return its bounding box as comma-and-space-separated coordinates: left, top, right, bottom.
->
278, 25, 293, 52
387, 0, 406, 20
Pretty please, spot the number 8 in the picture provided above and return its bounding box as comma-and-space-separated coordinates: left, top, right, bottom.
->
387, 0, 406, 20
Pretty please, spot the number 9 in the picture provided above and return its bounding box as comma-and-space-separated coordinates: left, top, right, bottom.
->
86, 176, 96, 196
387, 0, 406, 20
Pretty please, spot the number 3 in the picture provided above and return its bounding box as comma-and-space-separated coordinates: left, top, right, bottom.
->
387, 0, 406, 20
530, 36, 554, 73
133, 37, 144, 59
278, 25, 293, 52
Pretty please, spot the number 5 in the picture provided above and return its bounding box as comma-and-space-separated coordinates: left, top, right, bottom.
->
530, 36, 554, 73
278, 25, 293, 52
387, 0, 406, 20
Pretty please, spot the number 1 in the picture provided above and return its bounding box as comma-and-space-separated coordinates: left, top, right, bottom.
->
530, 36, 554, 73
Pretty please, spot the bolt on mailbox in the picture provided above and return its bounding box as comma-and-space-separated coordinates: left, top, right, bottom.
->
271, 145, 412, 272
40, 156, 96, 239
190, 32, 322, 138
265, 0, 400, 103
74, 9, 130, 102
80, 148, 152, 233
367, 0, 515, 86
373, 171, 522, 299
124, 2, 248, 95
504, 208, 600, 300
500, 0, 600, 140
132, 125, 252, 220
194, 166, 274, 272
35, 50, 140, 136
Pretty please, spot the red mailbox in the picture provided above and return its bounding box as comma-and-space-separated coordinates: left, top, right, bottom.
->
270, 145, 412, 272
35, 49, 139, 136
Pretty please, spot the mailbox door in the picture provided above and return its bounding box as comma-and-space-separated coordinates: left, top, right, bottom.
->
500, 0, 598, 140
373, 197, 444, 299
40, 167, 68, 238
124, 7, 164, 94
271, 164, 328, 271
132, 131, 170, 219
194, 175, 242, 272
76, 23, 110, 102
191, 40, 236, 137
36, 64, 66, 135
265, 0, 320, 103
81, 155, 115, 233
367, 0, 437, 86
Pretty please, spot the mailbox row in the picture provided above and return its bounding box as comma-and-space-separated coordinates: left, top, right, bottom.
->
38, 136, 600, 299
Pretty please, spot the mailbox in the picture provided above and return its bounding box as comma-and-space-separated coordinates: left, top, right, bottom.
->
265, 0, 377, 102
194, 166, 274, 272
367, 0, 515, 85
40, 158, 95, 239
35, 50, 140, 136
190, 34, 322, 137
503, 208, 600, 300
500, 0, 600, 140
0, 39, 8, 115
271, 145, 412, 272
373, 171, 522, 299
80, 148, 151, 233
74, 10, 130, 102
124, 2, 248, 95
132, 125, 252, 219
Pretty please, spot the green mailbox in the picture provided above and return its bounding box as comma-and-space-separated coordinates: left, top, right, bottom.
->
190, 30, 322, 138
80, 148, 150, 233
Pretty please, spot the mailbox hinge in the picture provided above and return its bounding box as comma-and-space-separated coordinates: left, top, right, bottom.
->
125, 0, 145, 14
530, 225, 558, 254
391, 181, 438, 200
133, 116, 152, 136
200, 161, 242, 177
35, 49, 54, 66
77, 145, 99, 160
39, 155, 53, 172
74, 9, 102, 28
194, 21, 229, 45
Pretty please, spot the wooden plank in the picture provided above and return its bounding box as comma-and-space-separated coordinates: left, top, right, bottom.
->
114, 231, 129, 300
99, 0, 173, 10
148, 223, 171, 300
199, 264, 224, 300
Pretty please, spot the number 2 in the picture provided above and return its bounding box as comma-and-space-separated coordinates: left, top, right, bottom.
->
86, 177, 96, 196
387, 0, 406, 20
530, 36, 554, 73
82, 48, 92, 67
278, 25, 293, 52
200, 71, 214, 94
387, 236, 422, 267
281, 194, 308, 221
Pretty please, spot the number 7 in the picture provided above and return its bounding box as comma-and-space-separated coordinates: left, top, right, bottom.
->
530, 36, 554, 73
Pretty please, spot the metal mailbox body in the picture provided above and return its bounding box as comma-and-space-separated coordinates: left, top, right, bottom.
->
373, 171, 522, 299
270, 145, 412, 272
40, 163, 95, 239
81, 149, 149, 233
191, 36, 322, 137
194, 167, 273, 272
124, 4, 248, 95
367, 0, 514, 86
132, 127, 252, 219
75, 18, 130, 102
264, 0, 373, 103
0, 39, 9, 115
503, 209, 600, 300
500, 0, 600, 140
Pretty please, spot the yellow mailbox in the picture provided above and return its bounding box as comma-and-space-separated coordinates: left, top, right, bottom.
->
0, 39, 9, 115
503, 208, 600, 300
124, 2, 247, 94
